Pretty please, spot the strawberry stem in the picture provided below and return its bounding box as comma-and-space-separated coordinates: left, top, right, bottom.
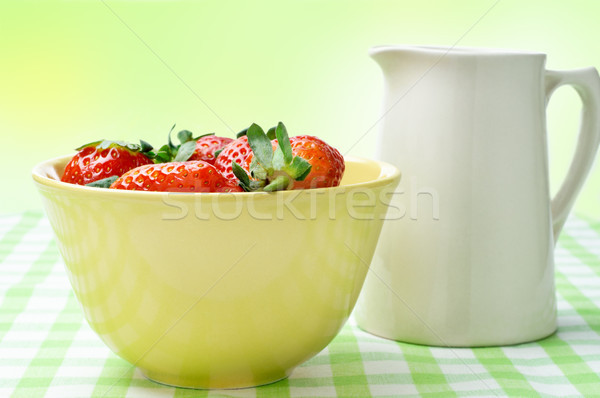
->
263, 175, 290, 192
241, 121, 312, 192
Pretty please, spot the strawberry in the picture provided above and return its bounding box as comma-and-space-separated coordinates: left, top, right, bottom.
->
189, 135, 233, 165
214, 135, 252, 180
109, 161, 242, 193
234, 123, 344, 191
287, 135, 345, 189
61, 140, 154, 186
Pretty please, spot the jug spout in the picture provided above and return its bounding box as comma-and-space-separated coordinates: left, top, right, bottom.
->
368, 45, 456, 86
368, 46, 424, 77
369, 45, 440, 70
369, 46, 399, 73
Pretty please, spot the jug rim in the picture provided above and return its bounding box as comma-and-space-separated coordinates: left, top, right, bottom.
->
369, 45, 546, 58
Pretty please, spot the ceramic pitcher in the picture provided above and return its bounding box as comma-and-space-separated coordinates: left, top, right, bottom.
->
355, 45, 600, 347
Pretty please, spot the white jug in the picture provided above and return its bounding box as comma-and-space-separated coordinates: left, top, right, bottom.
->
355, 45, 600, 347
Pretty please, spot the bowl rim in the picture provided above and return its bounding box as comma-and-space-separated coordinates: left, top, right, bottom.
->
32, 155, 401, 199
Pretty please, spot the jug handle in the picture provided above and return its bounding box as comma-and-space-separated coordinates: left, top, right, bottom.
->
545, 68, 600, 243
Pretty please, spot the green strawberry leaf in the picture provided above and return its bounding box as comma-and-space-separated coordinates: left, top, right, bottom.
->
275, 122, 292, 165
272, 146, 285, 170
125, 142, 140, 152
139, 140, 154, 153
86, 175, 119, 188
248, 156, 267, 180
153, 144, 173, 163
232, 161, 252, 192
214, 148, 224, 159
266, 126, 277, 140
236, 127, 248, 138
174, 140, 196, 162
296, 164, 312, 181
75, 140, 103, 151
167, 124, 177, 151
80, 140, 143, 152
177, 129, 194, 144
285, 156, 312, 181
246, 123, 273, 172
96, 140, 112, 150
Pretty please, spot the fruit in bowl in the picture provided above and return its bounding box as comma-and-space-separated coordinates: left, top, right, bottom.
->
32, 123, 400, 389
58, 122, 346, 194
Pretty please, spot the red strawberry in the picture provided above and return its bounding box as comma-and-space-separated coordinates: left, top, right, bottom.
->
188, 135, 233, 165
109, 161, 242, 193
61, 140, 154, 185
287, 135, 345, 189
214, 135, 252, 180
234, 123, 344, 191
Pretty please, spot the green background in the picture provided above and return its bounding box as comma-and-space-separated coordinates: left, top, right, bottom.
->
1, 0, 599, 217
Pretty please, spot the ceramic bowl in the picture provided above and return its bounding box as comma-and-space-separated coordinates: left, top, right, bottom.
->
32, 155, 400, 389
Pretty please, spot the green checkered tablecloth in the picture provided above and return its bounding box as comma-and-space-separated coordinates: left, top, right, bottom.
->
1, 211, 600, 397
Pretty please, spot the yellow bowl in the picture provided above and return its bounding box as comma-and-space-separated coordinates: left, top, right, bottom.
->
32, 155, 400, 389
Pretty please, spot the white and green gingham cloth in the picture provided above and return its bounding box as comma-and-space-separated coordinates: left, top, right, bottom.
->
1, 211, 600, 398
